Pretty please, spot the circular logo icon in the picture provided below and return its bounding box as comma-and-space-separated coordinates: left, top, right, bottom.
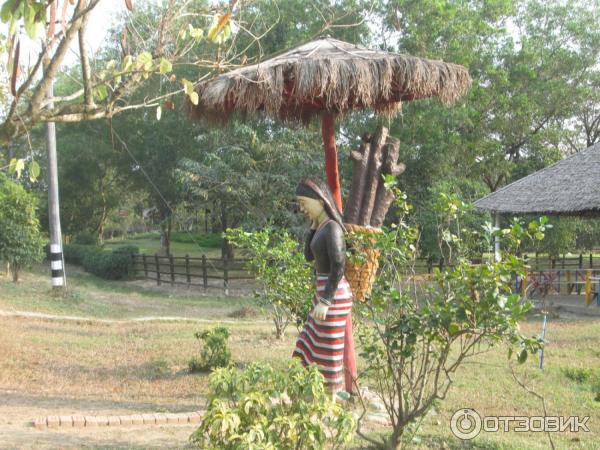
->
450, 408, 482, 440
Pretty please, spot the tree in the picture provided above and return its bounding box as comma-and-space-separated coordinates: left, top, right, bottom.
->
0, 173, 45, 281
0, 0, 256, 143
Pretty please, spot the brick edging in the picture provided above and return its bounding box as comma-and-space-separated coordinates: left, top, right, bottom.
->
33, 411, 203, 429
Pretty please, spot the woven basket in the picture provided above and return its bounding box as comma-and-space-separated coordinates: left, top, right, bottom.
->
344, 223, 381, 302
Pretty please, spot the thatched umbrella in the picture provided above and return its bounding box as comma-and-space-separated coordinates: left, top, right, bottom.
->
187, 37, 471, 210
474, 143, 600, 216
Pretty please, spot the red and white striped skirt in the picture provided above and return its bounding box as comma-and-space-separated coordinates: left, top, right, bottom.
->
292, 274, 353, 393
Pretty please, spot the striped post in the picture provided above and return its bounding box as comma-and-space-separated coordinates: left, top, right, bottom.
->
49, 244, 65, 288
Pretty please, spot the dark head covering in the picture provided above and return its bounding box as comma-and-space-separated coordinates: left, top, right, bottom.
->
296, 178, 346, 233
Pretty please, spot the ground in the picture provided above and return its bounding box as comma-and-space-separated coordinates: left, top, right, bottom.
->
1, 264, 599, 449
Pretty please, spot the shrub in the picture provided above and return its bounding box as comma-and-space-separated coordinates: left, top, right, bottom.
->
353, 190, 545, 449
0, 173, 45, 282
63, 244, 138, 280
63, 244, 98, 265
562, 367, 593, 383
226, 228, 313, 339
190, 361, 355, 450
73, 232, 98, 245
189, 327, 231, 373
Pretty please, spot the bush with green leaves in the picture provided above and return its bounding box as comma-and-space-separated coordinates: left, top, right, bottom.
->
353, 190, 545, 449
226, 228, 313, 339
62, 244, 138, 280
190, 361, 355, 450
189, 327, 232, 373
0, 174, 45, 282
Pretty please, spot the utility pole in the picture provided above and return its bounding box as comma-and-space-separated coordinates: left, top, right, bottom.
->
46, 78, 66, 289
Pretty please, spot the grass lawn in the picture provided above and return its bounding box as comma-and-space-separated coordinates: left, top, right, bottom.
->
0, 266, 599, 449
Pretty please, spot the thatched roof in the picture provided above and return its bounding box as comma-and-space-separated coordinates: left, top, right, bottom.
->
186, 37, 471, 124
474, 143, 600, 216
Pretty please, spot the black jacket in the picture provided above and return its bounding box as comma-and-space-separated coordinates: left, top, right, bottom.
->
303, 220, 346, 305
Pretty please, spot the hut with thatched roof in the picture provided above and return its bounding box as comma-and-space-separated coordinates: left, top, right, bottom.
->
474, 143, 600, 216
187, 37, 471, 124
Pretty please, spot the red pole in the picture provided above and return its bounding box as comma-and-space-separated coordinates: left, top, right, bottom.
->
320, 110, 357, 394
321, 111, 343, 211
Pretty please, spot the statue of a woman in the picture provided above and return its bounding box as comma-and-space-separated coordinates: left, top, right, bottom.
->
292, 178, 353, 394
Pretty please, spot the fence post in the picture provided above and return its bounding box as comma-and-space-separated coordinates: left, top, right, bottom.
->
585, 270, 592, 306
143, 254, 148, 277
438, 257, 444, 271
185, 254, 191, 285
551, 257, 556, 269
579, 254, 583, 269
561, 254, 565, 270
202, 255, 208, 290
169, 255, 175, 286
591, 253, 594, 269
535, 252, 539, 270
223, 256, 229, 295
155, 253, 161, 286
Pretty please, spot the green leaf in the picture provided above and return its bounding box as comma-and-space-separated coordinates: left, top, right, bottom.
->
156, 105, 162, 121
517, 349, 528, 364
29, 160, 40, 182
95, 84, 108, 101
122, 55, 133, 72
0, 0, 17, 23
8, 157, 17, 174
135, 51, 153, 71
189, 91, 199, 106
182, 79, 194, 96
159, 58, 172, 74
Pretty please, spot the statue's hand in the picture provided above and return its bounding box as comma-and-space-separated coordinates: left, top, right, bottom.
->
312, 302, 329, 321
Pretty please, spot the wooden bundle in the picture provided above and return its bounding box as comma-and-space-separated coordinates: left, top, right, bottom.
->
344, 126, 405, 227
344, 126, 405, 301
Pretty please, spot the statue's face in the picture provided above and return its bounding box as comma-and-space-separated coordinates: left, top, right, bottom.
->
296, 196, 324, 221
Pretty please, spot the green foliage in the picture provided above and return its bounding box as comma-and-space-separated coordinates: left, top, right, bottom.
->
0, 173, 45, 281
354, 191, 544, 449
63, 244, 138, 280
189, 327, 232, 373
170, 232, 222, 248
562, 367, 594, 384
73, 232, 99, 246
190, 361, 355, 450
226, 228, 313, 339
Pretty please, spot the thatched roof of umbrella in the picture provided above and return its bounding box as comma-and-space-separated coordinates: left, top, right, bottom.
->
186, 37, 471, 123
474, 143, 600, 216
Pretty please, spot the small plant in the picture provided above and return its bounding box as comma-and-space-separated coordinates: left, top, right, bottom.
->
190, 361, 355, 450
561, 367, 593, 383
226, 228, 313, 339
189, 327, 231, 373
139, 358, 171, 380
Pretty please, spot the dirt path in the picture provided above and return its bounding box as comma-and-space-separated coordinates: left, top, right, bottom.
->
0, 308, 269, 325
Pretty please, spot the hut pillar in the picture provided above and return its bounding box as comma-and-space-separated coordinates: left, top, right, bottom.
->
494, 213, 501, 261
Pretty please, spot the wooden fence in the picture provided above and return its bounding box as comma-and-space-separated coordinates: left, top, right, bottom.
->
133, 254, 254, 293
132, 252, 598, 294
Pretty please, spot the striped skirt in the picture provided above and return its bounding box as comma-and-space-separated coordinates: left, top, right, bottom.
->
292, 274, 353, 393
